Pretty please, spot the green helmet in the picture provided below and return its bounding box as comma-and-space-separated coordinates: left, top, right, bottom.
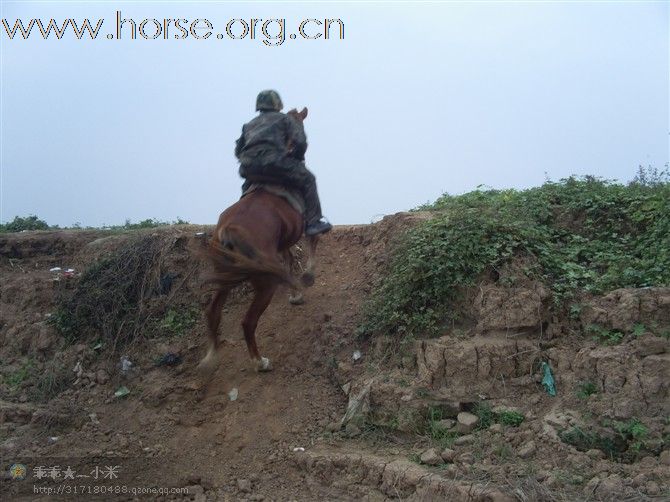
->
255, 90, 283, 112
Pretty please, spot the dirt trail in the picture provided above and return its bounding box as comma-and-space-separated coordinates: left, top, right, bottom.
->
0, 221, 391, 500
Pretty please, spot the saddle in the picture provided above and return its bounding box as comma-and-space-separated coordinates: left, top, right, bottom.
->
242, 181, 305, 216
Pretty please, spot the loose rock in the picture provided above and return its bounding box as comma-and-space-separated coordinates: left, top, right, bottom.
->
442, 464, 458, 479
631, 473, 646, 487
35, 324, 56, 351
237, 479, 252, 493
456, 412, 479, 433
96, 369, 109, 385
517, 441, 536, 459
595, 474, 624, 500
420, 448, 442, 466
639, 455, 656, 467
436, 419, 456, 430
458, 452, 474, 464
644, 480, 660, 496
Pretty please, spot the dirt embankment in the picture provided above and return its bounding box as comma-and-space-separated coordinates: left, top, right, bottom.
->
0, 214, 668, 501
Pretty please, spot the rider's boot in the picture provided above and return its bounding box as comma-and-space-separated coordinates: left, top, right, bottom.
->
305, 218, 332, 236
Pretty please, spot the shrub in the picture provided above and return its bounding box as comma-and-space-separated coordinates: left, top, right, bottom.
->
576, 381, 598, 399
51, 235, 176, 347
0, 215, 50, 232
359, 175, 670, 340
498, 410, 525, 427
158, 307, 199, 337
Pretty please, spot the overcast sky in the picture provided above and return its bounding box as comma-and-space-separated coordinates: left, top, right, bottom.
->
1, 1, 668, 226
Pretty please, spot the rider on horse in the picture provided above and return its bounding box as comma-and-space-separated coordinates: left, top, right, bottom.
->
235, 90, 332, 237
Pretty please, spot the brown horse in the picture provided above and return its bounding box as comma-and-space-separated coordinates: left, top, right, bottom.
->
197, 108, 318, 377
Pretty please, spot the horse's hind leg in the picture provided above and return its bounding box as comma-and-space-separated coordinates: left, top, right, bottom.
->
301, 235, 320, 287
197, 287, 229, 378
242, 278, 278, 371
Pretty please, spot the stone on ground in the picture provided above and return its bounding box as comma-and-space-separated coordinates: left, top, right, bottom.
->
456, 412, 479, 433
420, 448, 442, 465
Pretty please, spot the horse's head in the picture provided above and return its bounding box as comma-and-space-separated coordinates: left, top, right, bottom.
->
287, 107, 308, 123
286, 107, 308, 156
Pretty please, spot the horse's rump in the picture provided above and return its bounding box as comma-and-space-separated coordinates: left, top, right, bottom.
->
200, 190, 303, 291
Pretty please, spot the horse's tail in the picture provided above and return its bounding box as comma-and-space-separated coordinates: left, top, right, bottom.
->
201, 228, 298, 289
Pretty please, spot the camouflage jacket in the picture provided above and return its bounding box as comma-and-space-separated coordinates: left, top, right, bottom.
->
234, 111, 307, 167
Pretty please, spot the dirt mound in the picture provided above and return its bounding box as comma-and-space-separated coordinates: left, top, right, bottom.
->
1, 214, 668, 501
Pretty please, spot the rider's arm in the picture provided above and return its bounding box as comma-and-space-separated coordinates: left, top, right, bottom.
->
234, 126, 246, 159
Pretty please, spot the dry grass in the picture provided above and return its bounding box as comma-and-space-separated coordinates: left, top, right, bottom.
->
51, 233, 198, 350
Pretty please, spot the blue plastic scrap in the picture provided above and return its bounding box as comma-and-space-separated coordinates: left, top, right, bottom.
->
541, 361, 557, 396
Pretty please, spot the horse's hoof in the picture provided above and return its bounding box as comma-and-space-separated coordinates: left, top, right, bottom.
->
256, 357, 272, 372
196, 350, 220, 379
289, 293, 304, 305
301, 272, 315, 287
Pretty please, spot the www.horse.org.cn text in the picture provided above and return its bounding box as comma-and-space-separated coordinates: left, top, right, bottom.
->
2, 11, 345, 46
